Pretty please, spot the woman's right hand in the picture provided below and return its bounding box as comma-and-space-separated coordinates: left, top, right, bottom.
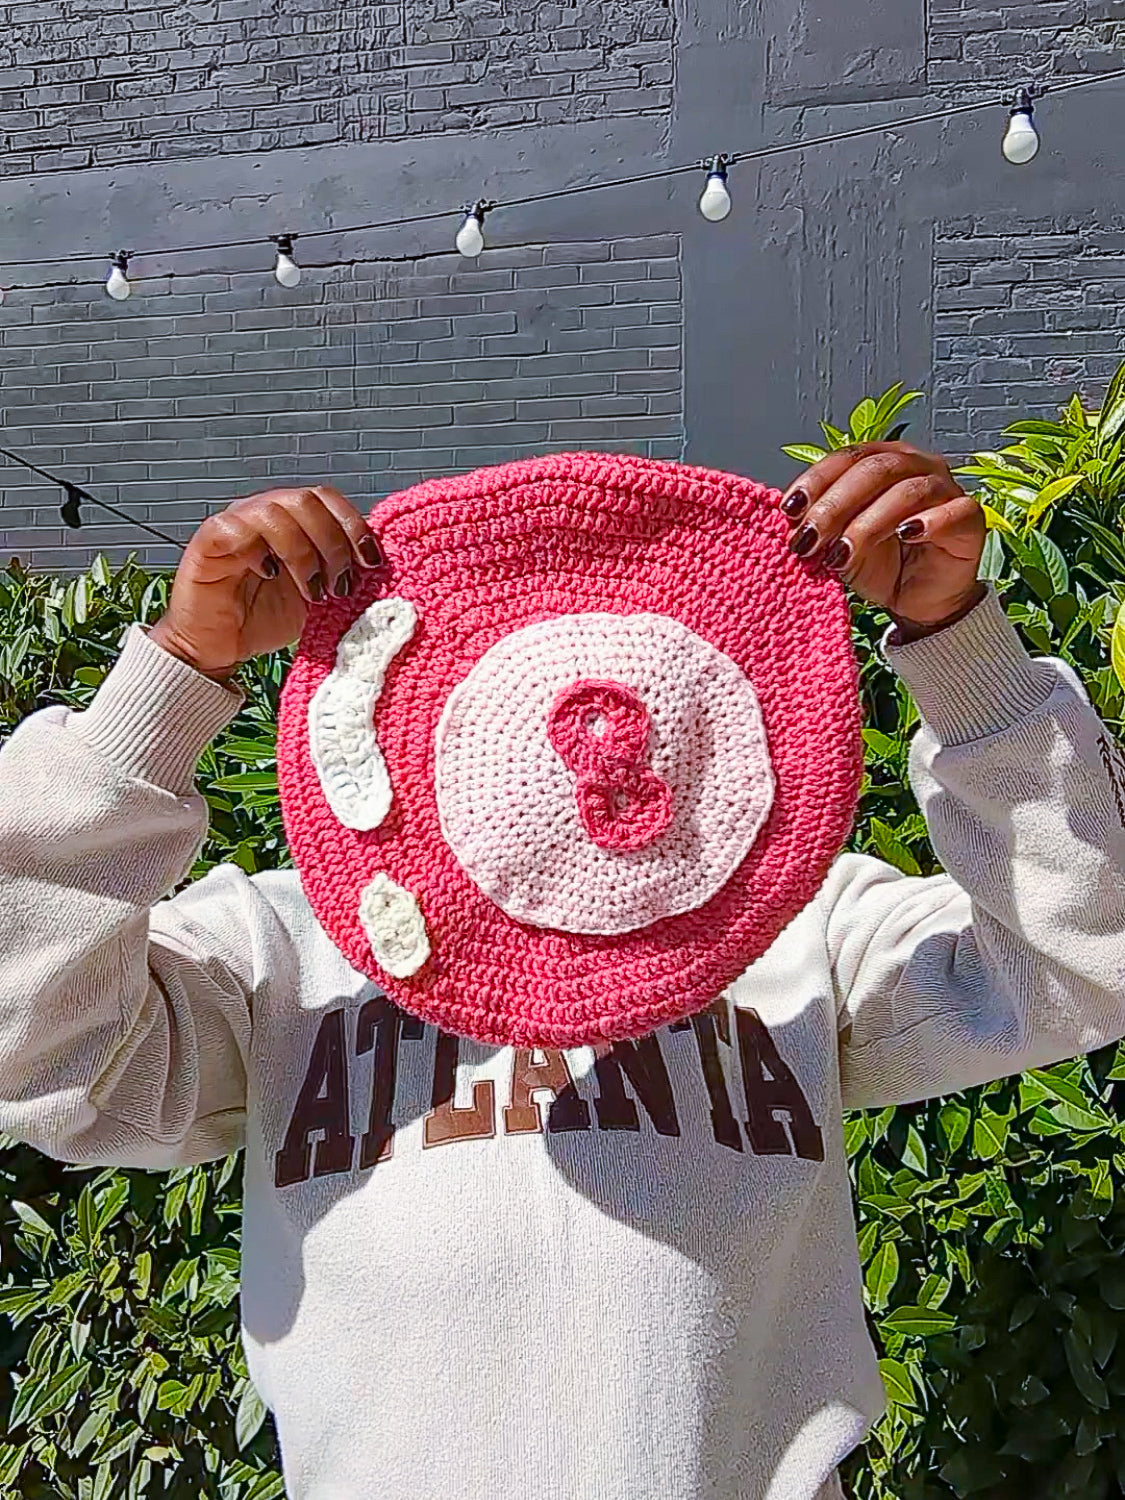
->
146, 485, 384, 683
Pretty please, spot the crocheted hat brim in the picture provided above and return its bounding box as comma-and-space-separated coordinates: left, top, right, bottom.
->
276, 452, 863, 1049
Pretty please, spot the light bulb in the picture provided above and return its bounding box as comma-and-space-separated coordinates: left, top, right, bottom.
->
698, 157, 732, 222
275, 252, 301, 287
456, 209, 485, 259
1003, 92, 1040, 165
272, 233, 301, 287
106, 253, 131, 301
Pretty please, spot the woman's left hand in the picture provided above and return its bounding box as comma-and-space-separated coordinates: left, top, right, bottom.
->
780, 441, 988, 641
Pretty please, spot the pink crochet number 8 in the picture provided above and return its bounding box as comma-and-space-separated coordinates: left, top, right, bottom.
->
276, 451, 864, 1050
547, 678, 674, 852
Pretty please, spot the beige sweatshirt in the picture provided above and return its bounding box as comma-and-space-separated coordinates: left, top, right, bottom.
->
0, 584, 1123, 1500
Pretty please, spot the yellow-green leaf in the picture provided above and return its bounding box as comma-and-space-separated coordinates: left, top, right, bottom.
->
1026, 473, 1084, 525
878, 1358, 918, 1407
865, 1240, 900, 1312
1111, 598, 1125, 693
981, 503, 1016, 534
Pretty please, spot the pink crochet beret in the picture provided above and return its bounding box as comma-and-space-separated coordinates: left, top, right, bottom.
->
276, 451, 863, 1049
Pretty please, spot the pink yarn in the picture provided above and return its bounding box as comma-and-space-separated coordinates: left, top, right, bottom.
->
276, 451, 864, 1050
547, 679, 673, 851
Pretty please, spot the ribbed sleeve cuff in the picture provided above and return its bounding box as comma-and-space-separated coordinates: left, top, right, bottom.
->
881, 585, 1056, 745
70, 623, 247, 796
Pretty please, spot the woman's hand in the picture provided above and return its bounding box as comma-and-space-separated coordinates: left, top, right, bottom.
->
147, 485, 384, 683
780, 441, 987, 641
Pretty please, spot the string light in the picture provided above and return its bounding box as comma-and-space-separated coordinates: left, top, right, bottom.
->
105, 251, 131, 301
455, 201, 492, 259
1003, 85, 1043, 165
0, 69, 1117, 302
698, 155, 732, 222
271, 233, 302, 287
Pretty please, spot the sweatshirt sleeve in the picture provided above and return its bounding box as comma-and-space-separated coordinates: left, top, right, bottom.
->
829, 585, 1125, 1113
0, 623, 271, 1169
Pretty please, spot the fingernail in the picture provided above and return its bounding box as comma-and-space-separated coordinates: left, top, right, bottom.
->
263, 554, 279, 579
333, 568, 353, 598
789, 523, 818, 558
781, 489, 808, 520
897, 518, 925, 541
823, 537, 852, 571
357, 535, 383, 568
308, 572, 325, 601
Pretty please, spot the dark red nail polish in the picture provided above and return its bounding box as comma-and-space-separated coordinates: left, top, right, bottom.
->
781, 489, 809, 519
308, 572, 325, 601
789, 523, 818, 558
823, 537, 852, 571
333, 568, 353, 597
357, 534, 383, 568
897, 518, 925, 541
263, 554, 279, 578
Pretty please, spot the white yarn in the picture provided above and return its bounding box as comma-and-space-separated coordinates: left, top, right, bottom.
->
357, 872, 431, 978
307, 597, 417, 831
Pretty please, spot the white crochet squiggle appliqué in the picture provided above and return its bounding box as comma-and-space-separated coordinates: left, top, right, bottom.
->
358, 872, 431, 978
307, 597, 417, 831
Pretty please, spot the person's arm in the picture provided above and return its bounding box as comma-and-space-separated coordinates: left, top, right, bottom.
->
828, 585, 1125, 1111
0, 623, 270, 1168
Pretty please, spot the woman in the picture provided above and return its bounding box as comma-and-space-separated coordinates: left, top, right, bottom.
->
0, 440, 1122, 1500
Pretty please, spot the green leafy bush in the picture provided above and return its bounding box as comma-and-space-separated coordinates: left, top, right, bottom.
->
0, 370, 1122, 1497
784, 377, 1125, 1498
0, 561, 289, 1498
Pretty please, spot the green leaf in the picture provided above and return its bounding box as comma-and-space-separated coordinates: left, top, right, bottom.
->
1064, 1329, 1110, 1408
31, 1359, 92, 1423
981, 503, 1016, 534
937, 1101, 970, 1154
972, 1109, 1009, 1161
878, 1357, 917, 1407
1026, 529, 1070, 596
868, 818, 921, 876
902, 1124, 928, 1175
1027, 473, 1085, 525
95, 1178, 129, 1235
210, 771, 280, 792
10, 1201, 55, 1239
1111, 598, 1125, 693
161, 1256, 199, 1301
76, 1182, 97, 1249
236, 1380, 269, 1449
879, 1306, 957, 1337
849, 398, 878, 440
780, 443, 828, 465
865, 1240, 900, 1312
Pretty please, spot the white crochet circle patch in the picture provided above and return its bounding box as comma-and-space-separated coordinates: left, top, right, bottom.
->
307, 597, 417, 831
434, 612, 775, 935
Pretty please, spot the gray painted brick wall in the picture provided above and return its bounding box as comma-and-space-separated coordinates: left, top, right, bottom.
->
929, 2, 1125, 89
1, 0, 1124, 572
0, 0, 673, 176
933, 215, 1125, 459
0, 237, 683, 572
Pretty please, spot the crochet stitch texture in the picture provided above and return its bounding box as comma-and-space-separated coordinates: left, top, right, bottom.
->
276, 451, 864, 1049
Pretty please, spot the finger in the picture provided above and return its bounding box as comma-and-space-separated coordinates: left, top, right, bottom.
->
185, 509, 282, 584
789, 451, 951, 561
781, 441, 935, 514
820, 474, 958, 574
305, 483, 385, 571
273, 488, 362, 599
248, 498, 338, 603
887, 491, 985, 558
